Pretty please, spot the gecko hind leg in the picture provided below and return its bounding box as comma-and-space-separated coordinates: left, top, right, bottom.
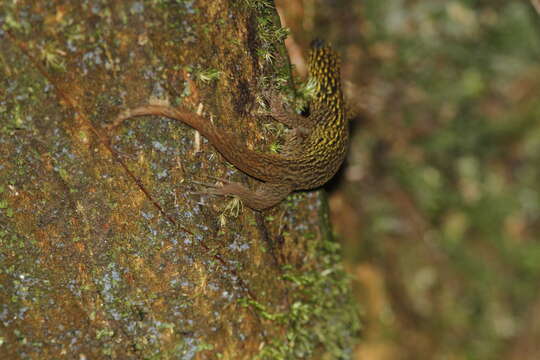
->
193, 177, 293, 211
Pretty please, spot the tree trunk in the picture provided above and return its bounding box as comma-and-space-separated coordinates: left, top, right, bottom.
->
0, 1, 359, 358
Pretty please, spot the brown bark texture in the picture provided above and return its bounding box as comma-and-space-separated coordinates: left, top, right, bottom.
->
0, 1, 359, 359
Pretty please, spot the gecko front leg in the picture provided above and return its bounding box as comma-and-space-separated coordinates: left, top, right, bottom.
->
265, 92, 311, 139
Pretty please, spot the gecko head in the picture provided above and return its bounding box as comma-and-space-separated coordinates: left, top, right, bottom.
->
308, 39, 341, 101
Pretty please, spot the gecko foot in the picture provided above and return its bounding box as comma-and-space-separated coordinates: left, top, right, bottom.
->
190, 177, 246, 198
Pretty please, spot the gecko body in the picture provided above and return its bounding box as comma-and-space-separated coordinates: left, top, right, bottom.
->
110, 40, 348, 210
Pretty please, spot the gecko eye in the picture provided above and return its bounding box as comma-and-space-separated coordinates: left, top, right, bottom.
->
311, 38, 325, 49
301, 105, 310, 117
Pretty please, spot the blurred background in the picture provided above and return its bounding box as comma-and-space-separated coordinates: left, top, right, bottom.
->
276, 1, 540, 359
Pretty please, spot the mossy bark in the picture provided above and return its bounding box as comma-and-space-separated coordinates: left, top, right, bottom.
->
0, 1, 359, 358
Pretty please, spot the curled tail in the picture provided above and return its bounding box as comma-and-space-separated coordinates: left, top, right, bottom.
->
110, 105, 295, 184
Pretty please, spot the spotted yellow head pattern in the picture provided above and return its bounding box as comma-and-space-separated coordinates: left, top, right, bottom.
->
308, 39, 344, 113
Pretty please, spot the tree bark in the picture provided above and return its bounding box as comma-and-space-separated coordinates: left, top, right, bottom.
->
0, 1, 359, 358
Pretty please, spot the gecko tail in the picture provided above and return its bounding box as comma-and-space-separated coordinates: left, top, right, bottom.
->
109, 104, 294, 184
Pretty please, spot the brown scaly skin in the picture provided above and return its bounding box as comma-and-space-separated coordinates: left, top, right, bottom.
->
108, 40, 348, 210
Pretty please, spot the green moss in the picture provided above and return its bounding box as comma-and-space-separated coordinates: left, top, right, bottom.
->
194, 67, 221, 83
95, 327, 115, 340
242, 227, 360, 359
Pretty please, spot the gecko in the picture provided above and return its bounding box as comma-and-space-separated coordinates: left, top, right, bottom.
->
108, 39, 348, 211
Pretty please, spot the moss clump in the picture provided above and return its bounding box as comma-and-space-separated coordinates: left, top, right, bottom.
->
241, 236, 360, 360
